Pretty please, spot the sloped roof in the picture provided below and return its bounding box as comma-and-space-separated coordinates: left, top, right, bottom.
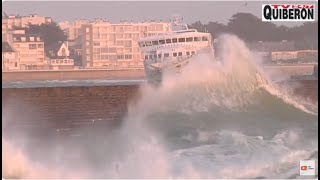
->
2, 42, 15, 52
46, 42, 63, 53
45, 42, 64, 58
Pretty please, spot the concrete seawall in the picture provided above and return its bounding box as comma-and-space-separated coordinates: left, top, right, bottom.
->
2, 79, 317, 134
2, 69, 146, 82
2, 85, 141, 134
2, 64, 316, 82
264, 64, 316, 76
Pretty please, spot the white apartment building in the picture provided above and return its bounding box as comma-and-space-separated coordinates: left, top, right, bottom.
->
81, 21, 171, 68
11, 30, 46, 70
2, 14, 52, 33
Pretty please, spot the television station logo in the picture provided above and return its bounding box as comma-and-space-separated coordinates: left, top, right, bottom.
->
262, 4, 316, 21
300, 160, 316, 176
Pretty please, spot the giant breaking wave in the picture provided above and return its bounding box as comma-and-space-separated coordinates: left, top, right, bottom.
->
2, 34, 318, 179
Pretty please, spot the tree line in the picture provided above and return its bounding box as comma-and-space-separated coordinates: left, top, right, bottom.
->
188, 13, 318, 50
18, 12, 317, 51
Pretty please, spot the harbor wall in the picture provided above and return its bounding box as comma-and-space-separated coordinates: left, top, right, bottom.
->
2, 79, 317, 133
2, 64, 316, 82
2, 69, 146, 82
263, 64, 316, 76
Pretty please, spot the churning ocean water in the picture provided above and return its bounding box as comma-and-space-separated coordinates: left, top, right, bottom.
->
2, 35, 318, 179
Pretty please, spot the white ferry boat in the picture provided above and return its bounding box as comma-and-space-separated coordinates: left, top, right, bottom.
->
138, 18, 214, 82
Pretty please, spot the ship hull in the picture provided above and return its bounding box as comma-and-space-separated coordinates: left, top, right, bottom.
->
144, 47, 214, 83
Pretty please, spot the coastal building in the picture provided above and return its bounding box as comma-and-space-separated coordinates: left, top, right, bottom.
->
297, 50, 318, 62
271, 51, 298, 61
81, 21, 171, 68
271, 50, 318, 62
69, 44, 83, 67
2, 14, 52, 35
59, 20, 89, 42
248, 40, 296, 52
2, 42, 19, 71
10, 30, 46, 70
46, 41, 74, 70
248, 40, 296, 63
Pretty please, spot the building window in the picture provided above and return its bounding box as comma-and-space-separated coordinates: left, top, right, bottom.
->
109, 54, 117, 60
38, 44, 44, 48
152, 41, 159, 46
178, 38, 185, 42
125, 54, 132, 59
186, 52, 190, 56
194, 37, 201, 41
139, 42, 144, 47
29, 44, 37, 49
159, 40, 165, 44
172, 38, 177, 43
158, 54, 162, 58
166, 39, 171, 44
178, 52, 182, 56
94, 55, 101, 60
202, 36, 208, 41
116, 41, 124, 46
108, 48, 117, 53
145, 55, 148, 60
164, 53, 169, 57
124, 34, 131, 38
116, 34, 124, 39
101, 55, 108, 60
93, 48, 100, 54
101, 48, 108, 53
186, 37, 193, 42
124, 41, 132, 47
93, 42, 100, 46
173, 52, 177, 57
191, 51, 195, 55
117, 54, 124, 59
124, 48, 132, 53
14, 62, 17, 67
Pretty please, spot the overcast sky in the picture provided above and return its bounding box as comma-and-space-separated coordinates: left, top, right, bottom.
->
3, 1, 318, 26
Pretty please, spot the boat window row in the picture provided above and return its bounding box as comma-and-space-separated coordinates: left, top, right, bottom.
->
144, 51, 195, 60
139, 36, 209, 47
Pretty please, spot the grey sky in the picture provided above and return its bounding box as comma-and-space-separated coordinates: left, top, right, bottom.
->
2, 1, 318, 26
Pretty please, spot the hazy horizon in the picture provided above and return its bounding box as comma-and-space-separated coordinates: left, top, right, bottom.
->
3, 1, 318, 27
